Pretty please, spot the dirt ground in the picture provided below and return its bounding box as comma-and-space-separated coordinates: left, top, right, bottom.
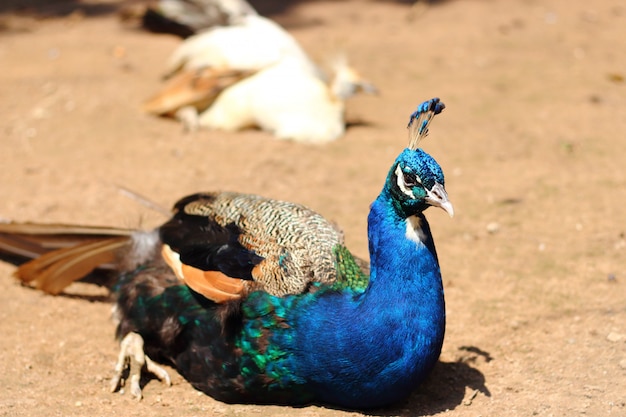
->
1, 0, 625, 415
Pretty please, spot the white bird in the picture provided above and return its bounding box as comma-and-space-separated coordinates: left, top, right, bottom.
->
163, 14, 317, 77
196, 55, 377, 143
144, 14, 377, 143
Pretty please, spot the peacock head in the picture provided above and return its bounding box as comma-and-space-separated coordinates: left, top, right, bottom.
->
385, 98, 454, 218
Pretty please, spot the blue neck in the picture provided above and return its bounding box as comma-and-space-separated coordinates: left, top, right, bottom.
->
295, 190, 446, 408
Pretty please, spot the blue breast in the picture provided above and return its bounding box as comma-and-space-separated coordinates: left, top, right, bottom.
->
280, 192, 446, 408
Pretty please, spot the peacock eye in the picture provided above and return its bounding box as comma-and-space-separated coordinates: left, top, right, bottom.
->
402, 172, 421, 188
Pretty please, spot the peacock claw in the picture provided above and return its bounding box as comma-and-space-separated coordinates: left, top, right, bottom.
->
110, 332, 172, 400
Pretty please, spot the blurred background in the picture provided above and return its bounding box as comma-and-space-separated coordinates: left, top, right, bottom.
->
0, 1, 625, 416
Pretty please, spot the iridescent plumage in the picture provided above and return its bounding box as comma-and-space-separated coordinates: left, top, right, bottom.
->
0, 98, 452, 409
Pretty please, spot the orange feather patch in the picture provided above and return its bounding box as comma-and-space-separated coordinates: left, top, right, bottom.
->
161, 244, 244, 303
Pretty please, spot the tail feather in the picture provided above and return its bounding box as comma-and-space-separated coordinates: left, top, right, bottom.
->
19, 237, 131, 294
0, 222, 135, 294
0, 222, 135, 236
0, 234, 52, 259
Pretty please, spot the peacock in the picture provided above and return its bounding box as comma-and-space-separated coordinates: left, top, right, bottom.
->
0, 98, 452, 409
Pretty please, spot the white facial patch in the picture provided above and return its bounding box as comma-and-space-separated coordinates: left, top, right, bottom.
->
405, 215, 428, 246
395, 165, 416, 199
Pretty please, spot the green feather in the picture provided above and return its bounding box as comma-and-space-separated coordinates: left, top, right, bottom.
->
332, 245, 369, 292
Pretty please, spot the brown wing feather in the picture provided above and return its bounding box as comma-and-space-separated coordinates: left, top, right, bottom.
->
0, 234, 51, 259
16, 237, 131, 294
0, 222, 135, 237
0, 222, 135, 294
0, 222, 134, 256
143, 67, 255, 116
174, 192, 346, 297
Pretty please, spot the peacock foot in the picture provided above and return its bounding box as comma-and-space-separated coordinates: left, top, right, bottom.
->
110, 332, 172, 400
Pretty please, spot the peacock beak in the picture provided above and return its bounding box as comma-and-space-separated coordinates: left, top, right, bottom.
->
438, 200, 455, 218
425, 183, 454, 218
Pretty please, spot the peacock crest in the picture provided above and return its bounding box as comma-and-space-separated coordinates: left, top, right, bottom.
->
407, 97, 445, 150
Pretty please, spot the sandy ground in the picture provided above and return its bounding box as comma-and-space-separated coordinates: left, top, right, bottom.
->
1, 0, 625, 416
